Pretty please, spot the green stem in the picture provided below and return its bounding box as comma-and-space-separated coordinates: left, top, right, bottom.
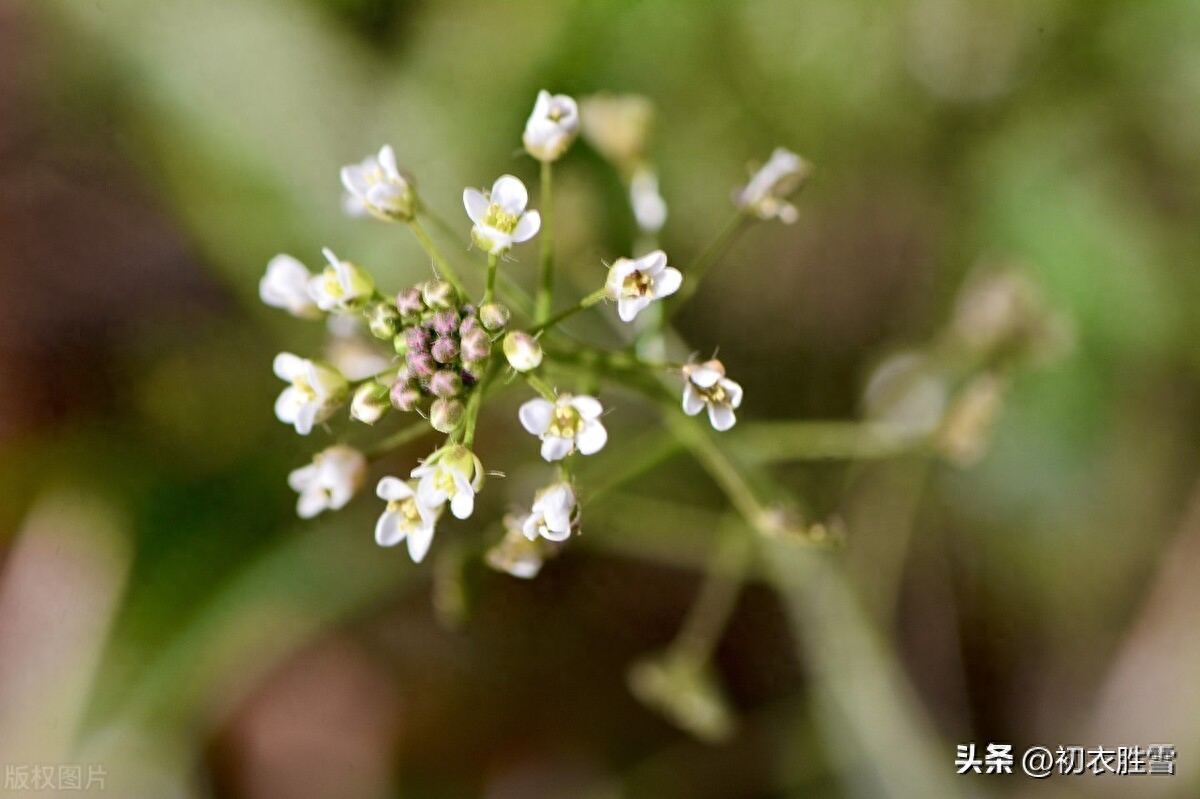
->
366, 419, 434, 460
483, 254, 499, 306
531, 288, 609, 335
524, 373, 557, 400
665, 210, 751, 319
421, 207, 535, 318
536, 159, 554, 324
408, 218, 469, 300
665, 413, 768, 529
668, 528, 751, 666
461, 376, 490, 449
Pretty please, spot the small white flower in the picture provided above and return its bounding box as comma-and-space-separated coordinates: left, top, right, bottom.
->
463, 175, 541, 255
734, 147, 811, 223
410, 445, 485, 520
519, 393, 608, 461
502, 331, 543, 372
273, 353, 349, 435
579, 93, 655, 171
523, 90, 580, 162
307, 248, 376, 312
375, 477, 440, 562
340, 145, 416, 222
522, 482, 579, 542
682, 359, 744, 431
287, 445, 367, 519
260, 254, 322, 319
486, 514, 550, 579
630, 167, 667, 233
605, 250, 682, 322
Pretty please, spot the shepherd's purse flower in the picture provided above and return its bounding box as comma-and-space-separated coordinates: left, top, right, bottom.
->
375, 477, 439, 562
464, 175, 541, 255
273, 353, 349, 435
519, 393, 607, 461
260, 254, 322, 319
288, 445, 367, 518
523, 90, 580, 162
682, 359, 743, 431
341, 144, 417, 222
308, 248, 376, 312
734, 147, 810, 223
605, 250, 682, 322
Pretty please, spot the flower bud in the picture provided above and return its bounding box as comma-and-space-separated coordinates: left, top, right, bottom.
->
390, 380, 421, 412
431, 310, 460, 337
395, 287, 424, 319
459, 314, 480, 336
422, 279, 455, 310
392, 334, 409, 357
430, 398, 465, 433
479, 302, 511, 332
431, 336, 459, 364
407, 350, 435, 379
460, 328, 491, 363
350, 381, 391, 425
429, 370, 463, 399
367, 303, 401, 340
503, 331, 543, 372
405, 326, 430, 353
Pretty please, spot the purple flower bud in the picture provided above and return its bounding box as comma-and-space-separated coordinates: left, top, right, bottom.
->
407, 350, 435, 379
432, 310, 459, 337
461, 328, 490, 363
396, 287, 424, 318
390, 381, 421, 412
459, 314, 480, 336
431, 336, 459, 364
429, 370, 463, 398
405, 326, 430, 353
461, 368, 479, 387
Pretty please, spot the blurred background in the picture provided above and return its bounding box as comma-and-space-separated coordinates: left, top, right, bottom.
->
2, 0, 1200, 796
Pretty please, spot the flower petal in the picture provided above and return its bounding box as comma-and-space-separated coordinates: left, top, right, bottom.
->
407, 522, 435, 563
690, 366, 722, 388
376, 476, 412, 501
296, 490, 327, 519
639, 250, 668, 273
576, 420, 608, 455
617, 296, 651, 322
519, 398, 554, 435
568, 395, 603, 419
287, 463, 318, 492
293, 402, 319, 436
491, 175, 529, 214
378, 145, 398, 178
274, 387, 303, 424
375, 512, 404, 547
511, 210, 541, 243
341, 166, 368, 196
463, 188, 489, 225
723, 379, 744, 409
708, 404, 737, 431
541, 436, 574, 462
682, 384, 705, 415
653, 267, 682, 299
273, 352, 306, 381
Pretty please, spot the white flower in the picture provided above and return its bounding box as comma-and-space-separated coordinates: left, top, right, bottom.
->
340, 145, 416, 222
502, 331, 543, 372
260, 254, 322, 319
682, 359, 744, 431
410, 445, 485, 520
307, 248, 376, 312
734, 147, 811, 223
287, 445, 367, 519
273, 353, 349, 435
463, 175, 541, 255
486, 514, 550, 579
579, 93, 655, 171
630, 167, 667, 233
375, 477, 440, 562
522, 482, 579, 542
523, 90, 580, 162
519, 393, 608, 461
605, 250, 682, 322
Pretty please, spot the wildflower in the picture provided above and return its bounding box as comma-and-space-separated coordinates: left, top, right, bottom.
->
630, 166, 668, 233
273, 353, 349, 435
486, 522, 549, 579
523, 90, 580, 162
350, 380, 391, 424
308, 248, 376, 312
681, 359, 744, 431
287, 445, 367, 519
375, 477, 439, 562
605, 250, 682, 322
734, 147, 811, 223
260, 254, 322, 319
411, 445, 484, 520
463, 175, 541, 255
340, 145, 417, 222
503, 331, 543, 372
519, 393, 607, 461
522, 482, 580, 542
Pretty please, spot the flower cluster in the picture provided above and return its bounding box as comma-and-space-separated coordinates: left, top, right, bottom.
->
261, 88, 791, 575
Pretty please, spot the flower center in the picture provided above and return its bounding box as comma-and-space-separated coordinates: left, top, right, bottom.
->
434, 469, 458, 496
387, 497, 423, 526
548, 405, 583, 438
483, 203, 520, 234
548, 106, 567, 123
321, 268, 346, 298
621, 269, 655, 298
293, 375, 318, 401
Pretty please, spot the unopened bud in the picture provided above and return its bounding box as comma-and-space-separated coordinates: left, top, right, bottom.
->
431, 310, 459, 337
429, 370, 464, 399
392, 334, 409, 357
405, 326, 430, 353
430, 398, 465, 433
351, 381, 391, 424
503, 331, 543, 372
390, 380, 421, 412
461, 328, 491, 363
395, 287, 424, 319
422, 279, 455, 310
479, 302, 511, 332
367, 303, 401, 340
407, 350, 435, 379
431, 336, 459, 364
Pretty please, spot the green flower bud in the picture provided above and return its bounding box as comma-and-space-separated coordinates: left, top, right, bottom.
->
367, 302, 401, 340
430, 398, 465, 433
503, 331, 543, 372
422, 279, 455, 310
350, 380, 391, 425
479, 302, 511, 332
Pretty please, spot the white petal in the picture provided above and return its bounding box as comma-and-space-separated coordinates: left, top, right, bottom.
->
639, 250, 668, 273
532, 90, 551, 117
617, 296, 651, 322
406, 522, 435, 563
708, 404, 737, 431
723, 379, 744, 409
341, 166, 368, 196
450, 486, 474, 520
274, 387, 304, 424
287, 463, 318, 492
576, 420, 608, 455
273, 352, 306, 381
296, 490, 327, 519
541, 436, 574, 462
375, 512, 404, 547
691, 366, 722, 388
378, 145, 398, 178
519, 398, 554, 435
540, 522, 571, 542
491, 175, 528, 214
522, 514, 541, 541
464, 188, 489, 224
511, 210, 541, 243
653, 267, 682, 298
416, 477, 446, 509
568, 395, 603, 419
293, 403, 318, 436
376, 476, 412, 501
682, 384, 705, 415
608, 257, 637, 285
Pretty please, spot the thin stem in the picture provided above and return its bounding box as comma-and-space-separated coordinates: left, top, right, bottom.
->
421, 207, 535, 317
462, 368, 493, 449
665, 413, 768, 528
524, 373, 557, 400
483, 254, 499, 306
536, 159, 554, 324
665, 210, 751, 319
531, 288, 608, 335
408, 218, 469, 300
668, 528, 751, 666
366, 419, 434, 460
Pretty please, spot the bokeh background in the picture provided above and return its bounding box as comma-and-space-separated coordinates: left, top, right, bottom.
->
2, 0, 1200, 797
